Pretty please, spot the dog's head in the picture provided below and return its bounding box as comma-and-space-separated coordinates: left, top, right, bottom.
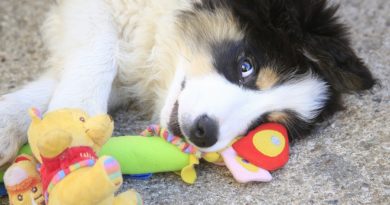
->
160, 0, 374, 152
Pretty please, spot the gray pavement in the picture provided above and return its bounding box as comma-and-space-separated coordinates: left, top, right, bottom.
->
0, 0, 389, 204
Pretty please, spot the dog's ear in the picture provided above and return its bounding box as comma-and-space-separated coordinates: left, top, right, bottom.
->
292, 0, 375, 92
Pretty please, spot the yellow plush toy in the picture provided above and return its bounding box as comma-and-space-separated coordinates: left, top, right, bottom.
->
4, 154, 44, 205
27, 108, 142, 205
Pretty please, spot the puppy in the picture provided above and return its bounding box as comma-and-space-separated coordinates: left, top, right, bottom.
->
0, 0, 374, 166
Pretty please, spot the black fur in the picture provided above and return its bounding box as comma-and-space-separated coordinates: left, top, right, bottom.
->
211, 40, 262, 90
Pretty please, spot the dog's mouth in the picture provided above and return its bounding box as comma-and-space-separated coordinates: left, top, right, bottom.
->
167, 78, 186, 139
167, 100, 221, 150
168, 101, 185, 138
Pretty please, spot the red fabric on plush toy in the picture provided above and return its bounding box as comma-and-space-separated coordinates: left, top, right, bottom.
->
40, 146, 98, 195
232, 123, 289, 171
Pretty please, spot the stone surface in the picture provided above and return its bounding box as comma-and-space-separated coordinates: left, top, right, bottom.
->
0, 0, 389, 204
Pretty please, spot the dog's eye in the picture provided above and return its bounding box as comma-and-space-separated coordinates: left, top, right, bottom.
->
17, 194, 23, 201
31, 186, 38, 193
239, 58, 254, 78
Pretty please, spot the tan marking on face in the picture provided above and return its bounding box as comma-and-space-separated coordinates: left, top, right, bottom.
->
256, 68, 280, 90
178, 7, 244, 50
186, 52, 215, 77
267, 111, 289, 123
176, 7, 244, 78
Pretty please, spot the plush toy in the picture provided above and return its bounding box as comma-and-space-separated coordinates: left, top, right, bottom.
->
0, 135, 198, 186
0, 143, 35, 198
27, 108, 142, 205
0, 172, 5, 196
0, 184, 5, 197
136, 123, 289, 183
220, 123, 289, 182
3, 154, 43, 205
1, 121, 289, 195
1, 123, 289, 187
99, 127, 201, 184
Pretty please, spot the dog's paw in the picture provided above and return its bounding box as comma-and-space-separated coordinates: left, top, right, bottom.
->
0, 123, 26, 168
0, 98, 29, 167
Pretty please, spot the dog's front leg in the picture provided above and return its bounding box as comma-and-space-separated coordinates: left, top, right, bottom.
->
47, 49, 118, 115
47, 0, 118, 115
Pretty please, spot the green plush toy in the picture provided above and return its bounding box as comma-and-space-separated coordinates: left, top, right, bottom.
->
100, 125, 201, 184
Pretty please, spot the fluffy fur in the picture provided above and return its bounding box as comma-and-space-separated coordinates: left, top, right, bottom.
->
0, 0, 374, 166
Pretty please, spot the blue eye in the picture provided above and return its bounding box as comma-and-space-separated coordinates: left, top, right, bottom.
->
240, 58, 254, 78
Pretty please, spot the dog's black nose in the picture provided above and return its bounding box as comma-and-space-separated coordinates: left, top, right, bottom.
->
189, 115, 218, 147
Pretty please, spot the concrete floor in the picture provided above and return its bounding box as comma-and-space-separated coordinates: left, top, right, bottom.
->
0, 0, 389, 204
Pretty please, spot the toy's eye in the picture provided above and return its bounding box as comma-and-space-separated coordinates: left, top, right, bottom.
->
31, 186, 38, 193
17, 194, 23, 201
239, 58, 255, 78
79, 117, 85, 122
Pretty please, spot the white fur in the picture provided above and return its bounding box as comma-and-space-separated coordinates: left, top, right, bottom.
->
178, 73, 328, 152
46, 0, 118, 115
160, 65, 186, 127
